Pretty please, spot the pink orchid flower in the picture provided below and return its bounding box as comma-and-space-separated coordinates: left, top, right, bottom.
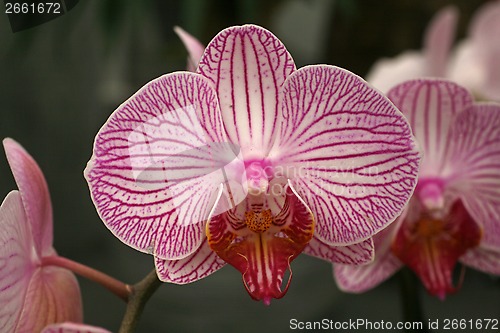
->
368, 2, 500, 102
0, 139, 82, 332
42, 322, 111, 333
85, 24, 420, 304
335, 79, 500, 300
174, 26, 205, 72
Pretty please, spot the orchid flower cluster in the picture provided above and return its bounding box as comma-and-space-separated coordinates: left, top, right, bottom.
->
1, 3, 500, 332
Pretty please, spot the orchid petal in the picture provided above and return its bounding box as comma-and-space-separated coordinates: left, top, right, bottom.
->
366, 52, 425, 93
273, 65, 420, 245
174, 26, 205, 72
42, 323, 111, 333
446, 104, 500, 250
3, 138, 53, 257
304, 237, 374, 265
423, 6, 458, 77
0, 191, 34, 333
333, 221, 403, 293
154, 238, 226, 284
197, 24, 296, 157
460, 247, 500, 275
387, 79, 472, 177
467, 1, 500, 101
85, 72, 236, 260
17, 267, 82, 333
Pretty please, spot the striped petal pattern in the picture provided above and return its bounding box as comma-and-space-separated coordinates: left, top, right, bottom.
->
446, 104, 500, 250
273, 65, 420, 245
198, 24, 296, 158
0, 192, 33, 333
304, 237, 374, 265
85, 72, 236, 260
333, 221, 403, 293
387, 79, 472, 177
154, 239, 226, 284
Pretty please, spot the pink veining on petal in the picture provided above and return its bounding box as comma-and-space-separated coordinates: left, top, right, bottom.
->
0, 191, 34, 333
17, 267, 82, 333
304, 237, 374, 265
387, 79, 472, 177
154, 238, 226, 284
460, 247, 500, 275
42, 322, 112, 333
174, 26, 206, 72
85, 72, 238, 260
272, 65, 420, 245
197, 24, 296, 158
446, 104, 500, 250
3, 138, 53, 257
333, 220, 403, 293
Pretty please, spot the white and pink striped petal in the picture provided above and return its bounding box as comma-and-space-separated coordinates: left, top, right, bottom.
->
85, 72, 242, 260
3, 138, 54, 257
333, 221, 403, 293
460, 247, 500, 276
446, 104, 500, 250
154, 239, 226, 284
272, 65, 420, 245
387, 79, 472, 177
304, 237, 374, 265
197, 24, 296, 158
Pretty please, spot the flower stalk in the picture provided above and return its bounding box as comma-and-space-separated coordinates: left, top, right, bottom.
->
118, 269, 162, 333
42, 255, 131, 302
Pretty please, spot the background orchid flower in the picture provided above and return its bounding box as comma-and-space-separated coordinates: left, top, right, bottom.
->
174, 26, 205, 72
335, 79, 500, 299
85, 24, 420, 304
42, 323, 111, 333
448, 0, 500, 101
0, 138, 82, 332
367, 6, 457, 93
368, 2, 500, 102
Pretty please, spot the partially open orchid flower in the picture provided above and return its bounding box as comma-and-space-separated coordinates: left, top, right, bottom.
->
0, 139, 82, 332
335, 79, 500, 300
368, 2, 500, 102
42, 323, 111, 333
174, 26, 205, 72
85, 24, 420, 304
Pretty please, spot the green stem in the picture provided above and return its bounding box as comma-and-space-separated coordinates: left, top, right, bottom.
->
398, 268, 430, 333
42, 255, 131, 302
118, 269, 162, 333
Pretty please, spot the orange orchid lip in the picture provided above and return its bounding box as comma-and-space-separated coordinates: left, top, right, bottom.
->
392, 199, 482, 299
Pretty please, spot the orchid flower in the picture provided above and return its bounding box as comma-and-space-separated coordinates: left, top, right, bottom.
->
368, 2, 500, 102
41, 323, 111, 333
85, 24, 420, 304
335, 79, 500, 299
174, 26, 205, 72
448, 0, 500, 101
0, 139, 82, 332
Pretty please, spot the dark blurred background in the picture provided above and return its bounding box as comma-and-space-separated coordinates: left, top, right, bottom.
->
1, 0, 499, 332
